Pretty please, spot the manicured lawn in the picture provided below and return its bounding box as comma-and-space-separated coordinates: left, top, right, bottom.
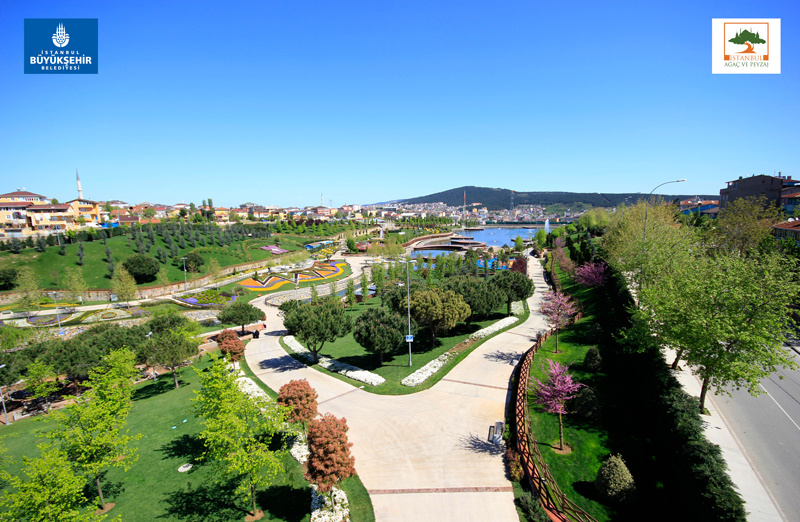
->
525, 265, 613, 521
0, 354, 374, 521
281, 298, 529, 395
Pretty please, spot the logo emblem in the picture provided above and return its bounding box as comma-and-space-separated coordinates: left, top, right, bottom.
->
712, 19, 781, 74
52, 23, 69, 47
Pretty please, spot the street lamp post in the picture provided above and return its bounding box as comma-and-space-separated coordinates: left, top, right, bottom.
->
0, 364, 8, 425
643, 179, 686, 250
181, 257, 188, 291
405, 258, 413, 367
49, 292, 63, 333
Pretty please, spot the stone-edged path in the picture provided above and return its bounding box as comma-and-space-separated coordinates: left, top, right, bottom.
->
245, 255, 549, 521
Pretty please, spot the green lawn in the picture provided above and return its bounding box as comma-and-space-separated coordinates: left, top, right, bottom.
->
0, 354, 375, 522
281, 297, 529, 395
525, 265, 613, 521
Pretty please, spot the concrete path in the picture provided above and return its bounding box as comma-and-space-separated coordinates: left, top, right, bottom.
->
245, 255, 549, 521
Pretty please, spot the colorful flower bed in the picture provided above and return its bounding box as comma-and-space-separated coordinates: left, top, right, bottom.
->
239, 260, 348, 292
284, 335, 385, 386
175, 290, 238, 307
26, 313, 74, 326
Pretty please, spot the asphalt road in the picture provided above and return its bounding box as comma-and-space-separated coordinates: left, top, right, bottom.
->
712, 346, 800, 521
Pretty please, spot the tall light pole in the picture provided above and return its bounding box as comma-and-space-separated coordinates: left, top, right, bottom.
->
181, 257, 188, 291
49, 292, 63, 333
643, 179, 686, 250
405, 258, 413, 367
0, 364, 8, 425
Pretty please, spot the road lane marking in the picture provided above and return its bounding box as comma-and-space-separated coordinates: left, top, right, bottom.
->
759, 383, 800, 434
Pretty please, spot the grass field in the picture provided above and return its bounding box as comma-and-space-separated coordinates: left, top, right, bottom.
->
281, 296, 529, 395
525, 264, 613, 521
0, 354, 375, 522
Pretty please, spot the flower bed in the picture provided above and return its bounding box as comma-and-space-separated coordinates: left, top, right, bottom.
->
311, 486, 349, 522
284, 336, 385, 386
401, 352, 453, 387
511, 300, 525, 316
175, 289, 238, 307
26, 313, 74, 326
468, 316, 519, 341
289, 431, 310, 463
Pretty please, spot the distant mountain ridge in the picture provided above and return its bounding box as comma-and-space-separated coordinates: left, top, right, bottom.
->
384, 186, 717, 211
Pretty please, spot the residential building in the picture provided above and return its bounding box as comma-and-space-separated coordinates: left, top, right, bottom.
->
773, 219, 800, 244
720, 173, 799, 208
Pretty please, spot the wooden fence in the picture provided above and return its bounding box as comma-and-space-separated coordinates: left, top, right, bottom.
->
513, 330, 598, 522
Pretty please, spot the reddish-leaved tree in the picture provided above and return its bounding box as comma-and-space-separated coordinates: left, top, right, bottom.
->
510, 257, 527, 274
574, 262, 608, 287
217, 329, 245, 362
540, 291, 578, 354
534, 359, 583, 450
305, 413, 356, 496
552, 246, 575, 274
277, 379, 318, 430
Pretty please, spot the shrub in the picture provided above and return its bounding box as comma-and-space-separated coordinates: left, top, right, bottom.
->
277, 379, 318, 429
584, 346, 602, 372
123, 254, 160, 283
217, 329, 245, 361
518, 491, 549, 522
505, 446, 523, 482
305, 413, 356, 493
595, 454, 636, 504
570, 387, 601, 422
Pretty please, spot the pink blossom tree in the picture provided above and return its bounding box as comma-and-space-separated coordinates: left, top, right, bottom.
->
574, 262, 608, 287
540, 291, 578, 354
533, 359, 583, 450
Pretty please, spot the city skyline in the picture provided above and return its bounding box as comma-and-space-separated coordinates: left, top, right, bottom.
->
1, 1, 798, 207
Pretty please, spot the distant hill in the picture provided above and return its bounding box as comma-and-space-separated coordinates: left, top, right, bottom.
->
387, 186, 717, 211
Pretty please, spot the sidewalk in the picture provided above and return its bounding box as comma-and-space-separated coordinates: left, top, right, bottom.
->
663, 350, 783, 521
244, 254, 549, 521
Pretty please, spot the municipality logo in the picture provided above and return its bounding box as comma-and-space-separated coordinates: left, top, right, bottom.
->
712, 19, 781, 74
24, 18, 98, 74
52, 23, 69, 47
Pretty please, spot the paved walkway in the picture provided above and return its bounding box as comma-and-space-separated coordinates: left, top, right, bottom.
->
245, 255, 549, 521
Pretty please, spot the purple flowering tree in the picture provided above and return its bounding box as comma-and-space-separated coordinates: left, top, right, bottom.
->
574, 262, 608, 287
534, 359, 583, 450
540, 291, 578, 354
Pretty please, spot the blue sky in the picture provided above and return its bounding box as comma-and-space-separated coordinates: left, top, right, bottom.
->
1, 1, 797, 208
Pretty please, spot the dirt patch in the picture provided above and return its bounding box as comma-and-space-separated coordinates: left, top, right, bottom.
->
552, 444, 573, 455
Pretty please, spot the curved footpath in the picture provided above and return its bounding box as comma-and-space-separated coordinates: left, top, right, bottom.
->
245, 255, 550, 521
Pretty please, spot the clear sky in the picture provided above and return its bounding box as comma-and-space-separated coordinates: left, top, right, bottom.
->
1, 1, 797, 208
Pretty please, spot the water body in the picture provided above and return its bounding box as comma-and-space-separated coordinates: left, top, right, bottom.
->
459, 227, 540, 248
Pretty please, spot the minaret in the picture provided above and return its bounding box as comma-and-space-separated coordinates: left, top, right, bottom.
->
76, 170, 83, 200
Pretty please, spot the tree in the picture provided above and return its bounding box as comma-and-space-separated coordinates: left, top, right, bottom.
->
0, 267, 17, 291
359, 271, 370, 300
217, 300, 265, 334
156, 266, 170, 288
0, 443, 104, 522
216, 329, 245, 362
142, 207, 156, 219
710, 196, 781, 257
573, 261, 608, 287
62, 267, 88, 306
122, 254, 160, 284
25, 360, 59, 412
305, 413, 356, 495
76, 242, 85, 266
535, 229, 547, 248
440, 276, 503, 323
510, 256, 527, 275
15, 266, 40, 317
345, 236, 357, 253
193, 354, 287, 518
540, 291, 577, 354
410, 289, 470, 342
489, 270, 534, 316
207, 258, 222, 289
180, 251, 205, 273
514, 236, 525, 253
110, 264, 136, 307
277, 379, 318, 430
638, 251, 800, 412
144, 331, 198, 388
283, 298, 352, 363
345, 279, 356, 309
533, 359, 583, 451
728, 28, 765, 53
46, 348, 140, 510
371, 264, 385, 298
353, 308, 406, 364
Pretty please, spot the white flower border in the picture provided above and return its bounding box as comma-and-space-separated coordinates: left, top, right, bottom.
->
284, 336, 386, 386
311, 485, 349, 522
511, 300, 525, 316
402, 310, 523, 387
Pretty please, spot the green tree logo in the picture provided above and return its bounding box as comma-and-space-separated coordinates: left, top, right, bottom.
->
728, 28, 766, 54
